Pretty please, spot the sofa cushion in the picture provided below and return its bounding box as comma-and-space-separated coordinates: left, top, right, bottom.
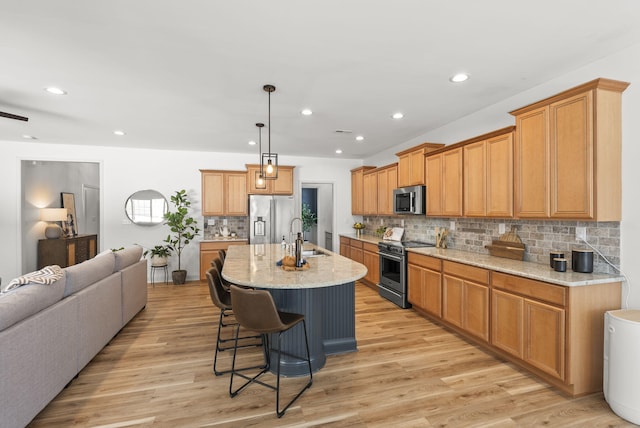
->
0, 275, 66, 330
114, 245, 143, 271
64, 252, 116, 297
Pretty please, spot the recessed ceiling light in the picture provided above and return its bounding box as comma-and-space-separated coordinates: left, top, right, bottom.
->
335, 149, 343, 154
449, 73, 470, 83
355, 135, 364, 141
22, 134, 37, 139
45, 87, 67, 95
301, 109, 313, 116
248, 140, 257, 146
113, 130, 126, 136
392, 112, 404, 119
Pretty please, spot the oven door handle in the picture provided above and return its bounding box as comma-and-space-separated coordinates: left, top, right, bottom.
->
380, 252, 403, 262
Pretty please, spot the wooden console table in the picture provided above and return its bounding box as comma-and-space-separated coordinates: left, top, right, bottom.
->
38, 234, 98, 269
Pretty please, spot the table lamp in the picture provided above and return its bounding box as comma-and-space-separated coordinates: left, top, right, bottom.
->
40, 208, 68, 239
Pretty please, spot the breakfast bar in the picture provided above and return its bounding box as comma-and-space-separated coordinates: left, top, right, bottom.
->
222, 243, 367, 376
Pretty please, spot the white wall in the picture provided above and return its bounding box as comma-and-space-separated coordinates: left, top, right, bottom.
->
365, 42, 640, 309
1, 144, 360, 284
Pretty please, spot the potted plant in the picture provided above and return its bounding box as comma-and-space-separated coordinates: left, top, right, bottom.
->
301, 202, 317, 241
163, 189, 200, 284
143, 245, 172, 266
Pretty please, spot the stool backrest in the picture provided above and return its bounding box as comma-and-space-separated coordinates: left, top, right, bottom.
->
218, 249, 226, 263
230, 285, 284, 333
206, 267, 231, 310
211, 257, 224, 273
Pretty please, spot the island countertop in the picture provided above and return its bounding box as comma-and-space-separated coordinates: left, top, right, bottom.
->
223, 243, 367, 289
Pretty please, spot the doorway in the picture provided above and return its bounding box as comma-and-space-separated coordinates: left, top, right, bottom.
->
301, 182, 334, 251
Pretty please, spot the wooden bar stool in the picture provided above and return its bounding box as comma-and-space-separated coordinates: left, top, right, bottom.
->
205, 267, 263, 376
229, 284, 313, 418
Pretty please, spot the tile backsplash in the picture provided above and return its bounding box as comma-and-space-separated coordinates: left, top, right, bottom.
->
203, 217, 249, 240
364, 216, 620, 275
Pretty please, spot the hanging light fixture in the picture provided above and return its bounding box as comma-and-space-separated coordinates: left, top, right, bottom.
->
255, 122, 267, 189
261, 84, 278, 180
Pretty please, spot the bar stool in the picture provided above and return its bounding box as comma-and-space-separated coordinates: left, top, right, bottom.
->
229, 284, 313, 418
150, 263, 168, 286
205, 267, 263, 376
218, 249, 226, 263
210, 257, 231, 290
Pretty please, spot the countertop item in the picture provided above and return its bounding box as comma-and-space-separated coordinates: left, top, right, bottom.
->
407, 247, 623, 287
222, 243, 366, 289
200, 237, 248, 243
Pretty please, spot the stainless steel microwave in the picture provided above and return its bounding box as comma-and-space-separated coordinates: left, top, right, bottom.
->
393, 185, 426, 215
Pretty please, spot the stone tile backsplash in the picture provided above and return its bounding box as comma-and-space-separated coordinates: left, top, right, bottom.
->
202, 216, 248, 240
364, 216, 620, 275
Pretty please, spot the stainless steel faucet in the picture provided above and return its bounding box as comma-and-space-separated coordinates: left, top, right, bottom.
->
290, 217, 303, 242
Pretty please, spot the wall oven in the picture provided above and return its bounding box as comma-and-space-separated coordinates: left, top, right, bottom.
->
378, 240, 434, 309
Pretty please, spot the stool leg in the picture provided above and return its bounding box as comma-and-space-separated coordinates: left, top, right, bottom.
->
275, 320, 313, 418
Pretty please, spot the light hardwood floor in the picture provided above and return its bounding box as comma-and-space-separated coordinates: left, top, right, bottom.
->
30, 282, 634, 427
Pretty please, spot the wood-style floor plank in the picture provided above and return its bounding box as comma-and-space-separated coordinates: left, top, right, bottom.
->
28, 281, 634, 427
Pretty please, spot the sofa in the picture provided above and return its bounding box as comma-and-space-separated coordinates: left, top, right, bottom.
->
0, 245, 147, 428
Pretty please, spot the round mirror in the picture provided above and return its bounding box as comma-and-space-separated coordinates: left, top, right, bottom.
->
124, 189, 168, 226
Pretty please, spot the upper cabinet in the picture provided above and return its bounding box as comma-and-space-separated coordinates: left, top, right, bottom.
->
463, 128, 514, 218
246, 164, 295, 195
351, 166, 376, 215
362, 171, 378, 215
396, 143, 444, 187
510, 78, 629, 221
377, 163, 398, 216
426, 147, 463, 217
201, 170, 247, 216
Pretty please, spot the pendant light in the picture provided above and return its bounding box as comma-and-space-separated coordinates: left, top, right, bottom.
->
255, 123, 267, 189
261, 84, 278, 180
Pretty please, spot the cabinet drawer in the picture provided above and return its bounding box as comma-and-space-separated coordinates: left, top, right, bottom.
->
363, 242, 378, 253
408, 253, 441, 271
492, 271, 566, 307
340, 236, 351, 246
200, 241, 247, 251
349, 239, 363, 249
443, 260, 489, 284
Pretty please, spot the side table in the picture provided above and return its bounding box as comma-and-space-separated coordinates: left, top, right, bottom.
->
150, 264, 169, 286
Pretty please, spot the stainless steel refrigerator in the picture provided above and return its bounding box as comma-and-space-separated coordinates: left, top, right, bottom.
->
248, 195, 297, 244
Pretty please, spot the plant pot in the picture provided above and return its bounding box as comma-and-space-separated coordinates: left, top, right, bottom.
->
150, 256, 168, 266
172, 270, 187, 285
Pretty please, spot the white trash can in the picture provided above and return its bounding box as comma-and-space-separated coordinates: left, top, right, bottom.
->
604, 309, 640, 424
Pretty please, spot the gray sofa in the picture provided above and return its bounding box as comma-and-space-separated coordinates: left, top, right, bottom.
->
0, 245, 147, 428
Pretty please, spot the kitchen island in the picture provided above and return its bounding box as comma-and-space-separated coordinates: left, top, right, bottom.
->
222, 243, 367, 376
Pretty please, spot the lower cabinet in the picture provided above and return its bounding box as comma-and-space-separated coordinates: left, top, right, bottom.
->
407, 253, 442, 317
339, 236, 351, 258
405, 254, 620, 396
362, 242, 380, 287
38, 234, 98, 269
442, 261, 489, 342
199, 240, 247, 280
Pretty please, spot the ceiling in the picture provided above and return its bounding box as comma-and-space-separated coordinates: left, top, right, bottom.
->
2, 1, 640, 159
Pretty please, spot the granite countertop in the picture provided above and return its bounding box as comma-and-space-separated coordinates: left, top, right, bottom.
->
222, 243, 367, 289
407, 247, 624, 287
340, 233, 382, 245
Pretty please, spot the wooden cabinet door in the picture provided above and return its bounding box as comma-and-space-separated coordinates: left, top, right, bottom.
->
225, 173, 247, 215
463, 141, 486, 216
422, 268, 442, 317
397, 154, 411, 187
350, 247, 363, 264
363, 172, 378, 214
550, 91, 593, 219
363, 250, 380, 285
408, 264, 425, 307
464, 281, 489, 341
491, 289, 524, 358
426, 155, 442, 215
442, 274, 464, 328
524, 299, 566, 380
387, 165, 397, 212
377, 169, 389, 215
442, 148, 463, 216
515, 106, 549, 218
351, 169, 364, 214
486, 132, 514, 217
271, 166, 294, 195
409, 150, 425, 185
202, 171, 225, 216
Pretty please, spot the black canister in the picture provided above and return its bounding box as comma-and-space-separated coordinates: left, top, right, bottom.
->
550, 251, 564, 268
572, 249, 594, 273
553, 258, 567, 272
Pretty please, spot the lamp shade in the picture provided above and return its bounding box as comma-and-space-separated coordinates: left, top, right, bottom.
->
40, 208, 68, 222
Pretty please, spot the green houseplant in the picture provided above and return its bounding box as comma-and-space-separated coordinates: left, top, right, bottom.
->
301, 202, 317, 241
163, 189, 200, 284
143, 245, 172, 267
